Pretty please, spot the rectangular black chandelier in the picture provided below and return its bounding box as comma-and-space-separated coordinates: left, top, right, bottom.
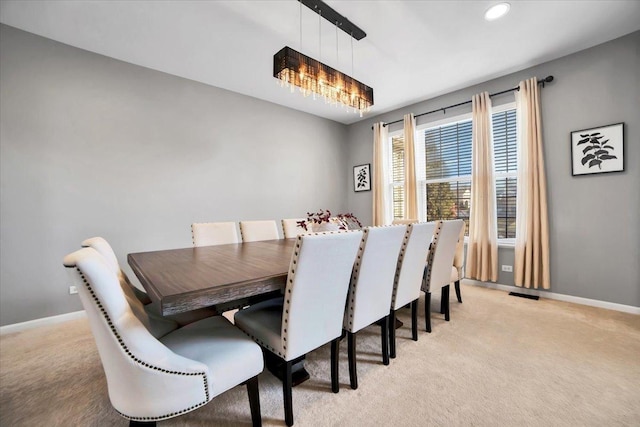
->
274, 46, 374, 116
274, 0, 373, 116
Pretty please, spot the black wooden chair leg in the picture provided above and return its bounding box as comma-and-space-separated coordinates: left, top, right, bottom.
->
440, 293, 446, 314
331, 337, 340, 393
455, 280, 462, 303
130, 422, 156, 427
389, 309, 397, 359
246, 375, 262, 427
381, 315, 390, 366
443, 285, 450, 321
347, 331, 357, 389
411, 299, 418, 341
283, 360, 294, 427
425, 292, 432, 333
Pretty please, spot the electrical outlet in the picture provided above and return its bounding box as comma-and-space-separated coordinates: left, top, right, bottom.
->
501, 265, 513, 272
69, 285, 78, 295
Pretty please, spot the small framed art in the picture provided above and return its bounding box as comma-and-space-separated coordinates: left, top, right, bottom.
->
571, 123, 624, 176
353, 163, 371, 192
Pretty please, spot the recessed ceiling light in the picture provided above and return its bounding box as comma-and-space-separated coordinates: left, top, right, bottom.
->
485, 3, 511, 21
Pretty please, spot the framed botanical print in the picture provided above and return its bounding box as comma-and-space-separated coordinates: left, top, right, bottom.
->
353, 164, 371, 192
571, 123, 624, 176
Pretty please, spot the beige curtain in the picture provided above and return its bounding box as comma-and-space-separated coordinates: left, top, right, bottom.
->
403, 114, 418, 220
515, 77, 550, 289
466, 92, 498, 282
372, 122, 390, 226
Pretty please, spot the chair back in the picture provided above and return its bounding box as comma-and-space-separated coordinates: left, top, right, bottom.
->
391, 222, 436, 310
192, 222, 239, 246
81, 237, 176, 338
341, 216, 362, 230
345, 225, 406, 333
240, 220, 280, 242
281, 231, 362, 360
281, 218, 311, 238
452, 222, 466, 279
423, 220, 464, 292
82, 236, 152, 304
63, 248, 210, 419
392, 219, 418, 225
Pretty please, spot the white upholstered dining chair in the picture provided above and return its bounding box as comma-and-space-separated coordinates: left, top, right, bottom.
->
82, 236, 215, 328
388, 222, 436, 358
239, 220, 280, 242
343, 225, 406, 389
64, 247, 264, 426
191, 222, 240, 246
392, 219, 418, 225
281, 218, 311, 238
234, 231, 363, 426
422, 219, 464, 333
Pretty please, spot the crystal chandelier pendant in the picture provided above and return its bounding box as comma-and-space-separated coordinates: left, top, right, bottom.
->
273, 0, 373, 116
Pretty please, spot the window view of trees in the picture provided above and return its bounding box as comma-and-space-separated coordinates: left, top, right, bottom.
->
423, 120, 472, 234
390, 108, 518, 239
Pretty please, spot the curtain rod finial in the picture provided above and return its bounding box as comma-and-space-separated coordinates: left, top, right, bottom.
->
541, 76, 554, 87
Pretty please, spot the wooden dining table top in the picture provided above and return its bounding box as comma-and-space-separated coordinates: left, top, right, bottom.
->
127, 238, 296, 316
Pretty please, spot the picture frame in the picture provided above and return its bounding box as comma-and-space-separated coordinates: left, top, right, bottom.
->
353, 163, 371, 192
571, 123, 624, 176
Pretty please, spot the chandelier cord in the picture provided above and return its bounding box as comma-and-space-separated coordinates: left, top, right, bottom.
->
299, 1, 302, 50
351, 31, 354, 77
318, 10, 322, 62
335, 21, 339, 68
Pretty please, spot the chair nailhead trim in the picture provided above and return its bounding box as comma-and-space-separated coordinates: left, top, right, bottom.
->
345, 229, 369, 330
391, 225, 412, 307
76, 269, 209, 421
422, 221, 443, 293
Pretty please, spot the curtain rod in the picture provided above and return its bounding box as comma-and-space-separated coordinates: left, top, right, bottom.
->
372, 76, 554, 129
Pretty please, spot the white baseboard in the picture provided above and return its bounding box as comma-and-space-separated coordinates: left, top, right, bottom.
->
0, 310, 86, 335
464, 279, 640, 315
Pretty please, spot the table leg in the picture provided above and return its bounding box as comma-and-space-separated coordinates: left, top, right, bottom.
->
264, 351, 310, 387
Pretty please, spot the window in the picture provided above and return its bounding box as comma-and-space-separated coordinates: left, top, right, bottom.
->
390, 135, 405, 220
419, 118, 472, 234
389, 105, 517, 240
492, 109, 518, 239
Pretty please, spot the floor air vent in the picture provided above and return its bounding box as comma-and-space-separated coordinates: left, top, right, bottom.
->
509, 292, 539, 300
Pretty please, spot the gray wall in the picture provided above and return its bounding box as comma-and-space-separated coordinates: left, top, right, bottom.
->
346, 31, 640, 307
0, 25, 349, 326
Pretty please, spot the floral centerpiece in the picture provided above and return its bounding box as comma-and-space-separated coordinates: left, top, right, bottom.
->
297, 209, 362, 232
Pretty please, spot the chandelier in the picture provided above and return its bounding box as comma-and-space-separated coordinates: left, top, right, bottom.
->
273, 0, 374, 117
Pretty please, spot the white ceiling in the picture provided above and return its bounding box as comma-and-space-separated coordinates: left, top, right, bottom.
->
1, 0, 639, 125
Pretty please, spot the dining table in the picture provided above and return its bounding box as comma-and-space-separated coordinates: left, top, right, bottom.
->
128, 238, 296, 316
127, 238, 311, 385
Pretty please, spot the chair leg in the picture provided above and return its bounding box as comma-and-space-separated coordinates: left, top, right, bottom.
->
246, 375, 262, 427
283, 360, 294, 427
347, 331, 358, 389
411, 299, 418, 341
389, 309, 397, 359
130, 422, 156, 427
443, 285, 450, 321
380, 315, 390, 366
331, 337, 340, 393
425, 292, 432, 333
455, 280, 462, 303
440, 292, 446, 314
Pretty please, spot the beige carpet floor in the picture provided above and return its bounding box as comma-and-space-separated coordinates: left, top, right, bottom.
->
1, 283, 639, 426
